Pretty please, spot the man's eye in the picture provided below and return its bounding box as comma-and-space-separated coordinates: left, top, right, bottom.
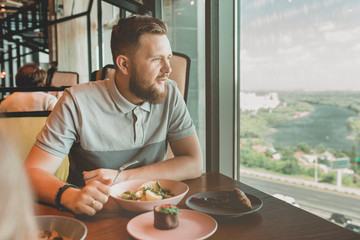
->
152, 58, 161, 61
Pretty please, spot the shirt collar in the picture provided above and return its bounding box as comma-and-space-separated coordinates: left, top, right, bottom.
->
107, 74, 151, 113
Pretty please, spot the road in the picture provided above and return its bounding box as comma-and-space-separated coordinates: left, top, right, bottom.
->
240, 174, 360, 225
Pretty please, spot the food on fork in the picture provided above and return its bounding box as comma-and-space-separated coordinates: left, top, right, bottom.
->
154, 204, 180, 230
122, 181, 174, 201
190, 188, 252, 209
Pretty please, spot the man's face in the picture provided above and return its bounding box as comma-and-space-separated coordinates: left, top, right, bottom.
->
129, 33, 172, 104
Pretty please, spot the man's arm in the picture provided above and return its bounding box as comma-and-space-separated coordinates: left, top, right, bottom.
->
24, 145, 111, 216
85, 133, 203, 184
125, 133, 203, 181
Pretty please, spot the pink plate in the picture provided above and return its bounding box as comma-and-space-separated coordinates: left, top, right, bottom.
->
127, 209, 217, 240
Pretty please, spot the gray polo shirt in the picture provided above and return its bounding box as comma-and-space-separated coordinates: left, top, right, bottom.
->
35, 76, 195, 186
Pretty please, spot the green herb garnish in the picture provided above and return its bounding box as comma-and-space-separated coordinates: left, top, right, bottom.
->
159, 207, 180, 215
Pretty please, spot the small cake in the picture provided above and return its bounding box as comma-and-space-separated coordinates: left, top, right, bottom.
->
153, 204, 180, 230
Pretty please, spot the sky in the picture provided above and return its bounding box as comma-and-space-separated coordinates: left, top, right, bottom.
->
240, 0, 360, 91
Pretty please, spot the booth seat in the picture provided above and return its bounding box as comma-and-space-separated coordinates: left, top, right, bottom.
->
0, 112, 69, 181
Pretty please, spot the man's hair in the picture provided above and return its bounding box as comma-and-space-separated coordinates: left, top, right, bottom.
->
15, 63, 46, 87
110, 15, 168, 64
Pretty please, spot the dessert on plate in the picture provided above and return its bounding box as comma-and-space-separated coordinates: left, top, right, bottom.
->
153, 204, 180, 230
189, 188, 252, 209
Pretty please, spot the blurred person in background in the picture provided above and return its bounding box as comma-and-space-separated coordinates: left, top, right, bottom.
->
46, 61, 57, 86
0, 133, 37, 239
45, 61, 63, 99
0, 63, 58, 112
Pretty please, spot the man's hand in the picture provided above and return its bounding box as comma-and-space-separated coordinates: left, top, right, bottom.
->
61, 179, 112, 216
83, 168, 119, 185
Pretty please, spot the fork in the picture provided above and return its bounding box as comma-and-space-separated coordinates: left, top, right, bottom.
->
112, 160, 140, 185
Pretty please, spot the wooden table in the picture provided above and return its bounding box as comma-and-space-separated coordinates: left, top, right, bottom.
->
35, 172, 359, 240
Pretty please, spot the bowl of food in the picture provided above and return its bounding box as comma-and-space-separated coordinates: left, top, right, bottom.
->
36, 215, 87, 240
110, 178, 189, 213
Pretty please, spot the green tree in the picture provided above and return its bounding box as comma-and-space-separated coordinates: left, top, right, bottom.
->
315, 144, 326, 154
319, 157, 330, 167
280, 160, 301, 175
240, 147, 270, 168
349, 144, 359, 173
306, 167, 315, 177
240, 113, 268, 138
278, 146, 296, 159
297, 142, 312, 154
320, 172, 336, 184
333, 150, 348, 158
294, 102, 313, 112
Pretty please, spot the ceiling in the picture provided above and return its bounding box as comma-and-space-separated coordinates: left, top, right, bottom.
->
0, 0, 36, 19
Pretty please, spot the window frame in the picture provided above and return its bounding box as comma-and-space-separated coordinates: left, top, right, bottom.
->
206, 0, 237, 178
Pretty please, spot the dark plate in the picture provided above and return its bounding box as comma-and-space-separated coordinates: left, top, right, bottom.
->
185, 191, 263, 219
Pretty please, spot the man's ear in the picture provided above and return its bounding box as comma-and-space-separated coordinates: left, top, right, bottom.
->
116, 55, 130, 75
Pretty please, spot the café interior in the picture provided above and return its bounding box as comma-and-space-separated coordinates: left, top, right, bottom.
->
0, 0, 359, 239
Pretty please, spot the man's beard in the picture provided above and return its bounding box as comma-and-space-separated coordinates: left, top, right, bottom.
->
129, 68, 169, 104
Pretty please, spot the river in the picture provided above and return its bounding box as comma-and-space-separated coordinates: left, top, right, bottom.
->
265, 104, 358, 150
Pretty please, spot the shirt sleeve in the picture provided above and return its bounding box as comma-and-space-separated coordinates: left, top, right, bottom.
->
46, 94, 59, 111
35, 89, 80, 158
166, 81, 196, 141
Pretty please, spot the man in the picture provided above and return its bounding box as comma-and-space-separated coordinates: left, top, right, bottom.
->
25, 15, 203, 216
0, 63, 58, 112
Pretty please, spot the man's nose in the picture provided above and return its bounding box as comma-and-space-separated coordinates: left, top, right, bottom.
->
161, 59, 172, 75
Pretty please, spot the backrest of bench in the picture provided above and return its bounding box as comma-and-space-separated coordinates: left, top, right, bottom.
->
0, 115, 69, 181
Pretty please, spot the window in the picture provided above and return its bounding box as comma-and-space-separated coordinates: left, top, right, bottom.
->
240, 0, 360, 229
100, 2, 121, 67
163, 0, 206, 165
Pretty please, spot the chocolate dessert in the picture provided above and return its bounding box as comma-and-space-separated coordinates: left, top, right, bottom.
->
189, 188, 252, 210
153, 204, 180, 230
